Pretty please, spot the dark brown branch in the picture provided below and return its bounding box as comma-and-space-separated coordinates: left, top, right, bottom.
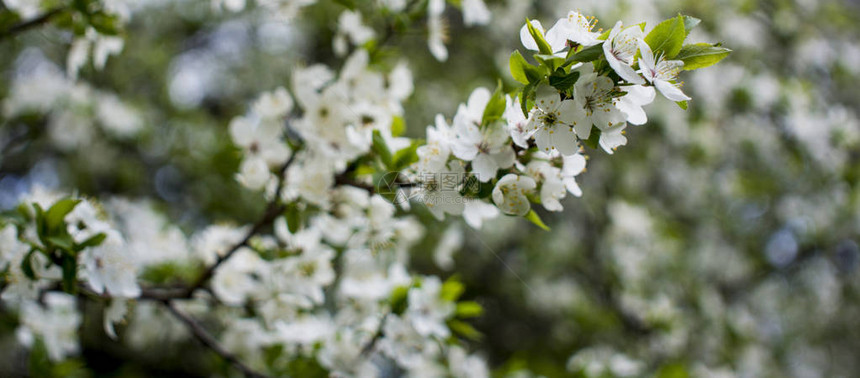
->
182, 155, 295, 294
0, 7, 67, 40
360, 313, 388, 356
162, 301, 268, 378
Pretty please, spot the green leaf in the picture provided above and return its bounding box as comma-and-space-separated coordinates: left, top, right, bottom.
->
390, 116, 406, 137
33, 203, 46, 241
564, 42, 604, 65
88, 12, 121, 35
520, 81, 538, 118
481, 81, 507, 126
526, 19, 553, 55
676, 100, 688, 110
440, 277, 465, 302
524, 210, 550, 231
76, 232, 107, 250
509, 51, 531, 84
371, 130, 393, 168
548, 69, 580, 92
45, 198, 81, 235
448, 319, 483, 340
392, 139, 423, 170
21, 249, 38, 280
140, 262, 195, 285
285, 206, 301, 233
674, 43, 731, 70
455, 301, 484, 318
389, 285, 410, 315
47, 235, 75, 252
61, 257, 77, 294
583, 127, 601, 149
644, 15, 686, 59
533, 54, 565, 72
683, 15, 701, 37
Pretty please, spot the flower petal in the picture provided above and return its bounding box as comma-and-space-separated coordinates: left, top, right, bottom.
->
471, 153, 499, 182
655, 80, 691, 101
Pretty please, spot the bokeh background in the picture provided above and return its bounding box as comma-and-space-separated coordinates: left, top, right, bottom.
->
1, 0, 859, 376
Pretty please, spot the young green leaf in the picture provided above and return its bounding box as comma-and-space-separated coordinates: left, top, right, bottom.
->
675, 43, 731, 70
644, 15, 686, 59
392, 139, 424, 171
389, 285, 411, 315
583, 127, 602, 149
526, 19, 554, 55
441, 277, 465, 302
285, 205, 302, 233
533, 54, 566, 72
20, 249, 38, 280
683, 15, 701, 37
447, 319, 483, 340
564, 42, 604, 65
549, 70, 580, 92
520, 81, 538, 118
61, 257, 77, 294
390, 116, 406, 137
47, 235, 75, 252
481, 82, 507, 126
76, 232, 107, 250
525, 210, 551, 231
510, 51, 532, 84
455, 301, 484, 318
45, 198, 81, 235
371, 130, 393, 168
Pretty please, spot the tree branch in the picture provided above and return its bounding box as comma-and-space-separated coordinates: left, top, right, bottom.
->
140, 154, 297, 301
360, 313, 388, 356
0, 7, 67, 40
162, 301, 268, 378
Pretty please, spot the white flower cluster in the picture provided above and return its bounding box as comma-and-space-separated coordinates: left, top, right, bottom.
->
3, 54, 143, 151
4, 0, 130, 80
227, 49, 415, 209
0, 192, 145, 359
402, 11, 704, 222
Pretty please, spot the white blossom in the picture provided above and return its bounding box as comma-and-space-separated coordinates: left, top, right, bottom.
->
427, 0, 448, 61
529, 85, 581, 155
82, 231, 141, 298
546, 11, 601, 48
571, 65, 627, 139
526, 160, 567, 212
614, 85, 656, 125
492, 173, 537, 216
462, 0, 491, 27
334, 11, 376, 56
16, 293, 82, 361
637, 40, 691, 101
462, 199, 500, 229
520, 20, 565, 55
603, 22, 645, 84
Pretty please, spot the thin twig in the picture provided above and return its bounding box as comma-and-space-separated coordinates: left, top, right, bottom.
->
138, 154, 297, 301
182, 155, 296, 295
162, 301, 268, 378
360, 313, 388, 356
0, 7, 67, 40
